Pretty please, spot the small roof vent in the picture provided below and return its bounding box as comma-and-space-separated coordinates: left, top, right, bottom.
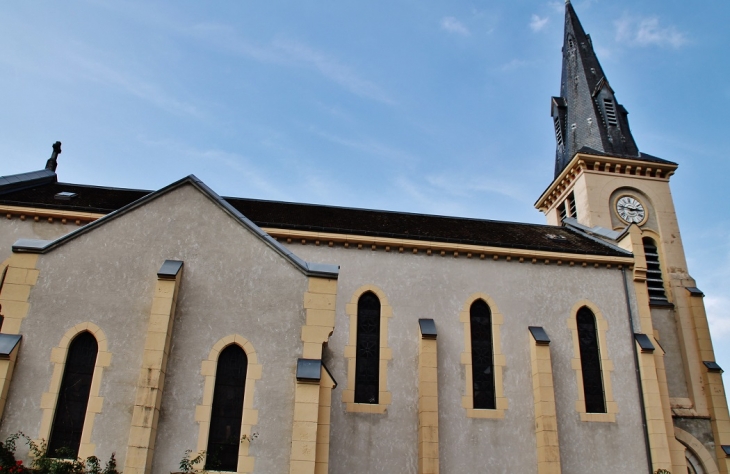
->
545, 233, 567, 241
54, 192, 77, 201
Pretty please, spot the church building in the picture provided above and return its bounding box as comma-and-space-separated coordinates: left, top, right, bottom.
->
0, 3, 726, 473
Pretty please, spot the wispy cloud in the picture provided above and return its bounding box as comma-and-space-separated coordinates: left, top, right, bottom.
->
548, 2, 565, 14
426, 174, 530, 203
311, 128, 417, 166
0, 16, 201, 118
67, 53, 201, 117
187, 23, 394, 105
615, 15, 688, 49
530, 14, 549, 32
139, 136, 290, 199
273, 39, 394, 105
500, 59, 530, 72
392, 176, 466, 216
441, 17, 470, 36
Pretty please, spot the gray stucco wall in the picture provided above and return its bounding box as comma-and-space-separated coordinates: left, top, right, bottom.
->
290, 243, 649, 474
0, 219, 75, 263
1, 184, 310, 474
0, 183, 653, 473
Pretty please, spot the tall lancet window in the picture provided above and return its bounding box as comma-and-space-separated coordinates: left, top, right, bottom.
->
48, 331, 98, 458
355, 291, 381, 404
470, 299, 496, 409
577, 307, 606, 413
207, 344, 248, 472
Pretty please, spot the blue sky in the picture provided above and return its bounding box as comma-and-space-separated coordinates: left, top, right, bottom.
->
1, 1, 730, 393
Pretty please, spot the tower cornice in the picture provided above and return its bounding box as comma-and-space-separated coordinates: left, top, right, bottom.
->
535, 152, 678, 212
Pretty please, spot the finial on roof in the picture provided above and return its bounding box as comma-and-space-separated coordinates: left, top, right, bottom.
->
45, 141, 62, 172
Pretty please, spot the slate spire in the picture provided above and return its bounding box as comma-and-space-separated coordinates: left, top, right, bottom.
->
552, 2, 640, 177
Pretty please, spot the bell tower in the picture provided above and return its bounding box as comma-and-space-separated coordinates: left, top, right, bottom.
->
536, 2, 730, 473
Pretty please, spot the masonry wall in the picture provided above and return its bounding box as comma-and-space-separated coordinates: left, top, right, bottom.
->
0, 184, 310, 474
289, 243, 649, 474
0, 219, 73, 263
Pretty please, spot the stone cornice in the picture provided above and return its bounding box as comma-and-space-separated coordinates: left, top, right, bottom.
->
1, 205, 104, 225
535, 153, 678, 213
0, 204, 635, 267
262, 227, 635, 268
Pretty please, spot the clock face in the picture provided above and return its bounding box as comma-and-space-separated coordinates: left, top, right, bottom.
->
616, 196, 646, 224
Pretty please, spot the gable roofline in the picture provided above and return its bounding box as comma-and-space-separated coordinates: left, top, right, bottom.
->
11, 174, 339, 279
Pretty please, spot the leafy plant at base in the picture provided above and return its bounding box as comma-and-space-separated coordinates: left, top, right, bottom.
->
0, 433, 119, 474
0, 433, 25, 474
177, 450, 205, 474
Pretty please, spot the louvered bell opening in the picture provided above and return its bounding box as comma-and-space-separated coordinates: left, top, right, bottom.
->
568, 192, 577, 219
603, 98, 618, 126
558, 202, 568, 222
643, 240, 669, 305
554, 116, 564, 148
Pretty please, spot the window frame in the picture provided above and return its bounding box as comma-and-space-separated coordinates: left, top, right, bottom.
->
342, 285, 393, 414
47, 331, 99, 458
195, 335, 262, 474
469, 299, 496, 410
576, 307, 606, 414
205, 344, 249, 472
353, 291, 381, 404
567, 301, 617, 422
39, 323, 111, 460
460, 293, 507, 419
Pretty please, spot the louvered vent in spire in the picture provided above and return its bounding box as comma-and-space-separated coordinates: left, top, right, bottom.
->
603, 98, 618, 126
554, 117, 564, 148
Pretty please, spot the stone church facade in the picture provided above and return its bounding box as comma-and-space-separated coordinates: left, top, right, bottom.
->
0, 3, 726, 474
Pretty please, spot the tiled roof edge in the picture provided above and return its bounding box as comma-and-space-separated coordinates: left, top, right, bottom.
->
0, 169, 57, 196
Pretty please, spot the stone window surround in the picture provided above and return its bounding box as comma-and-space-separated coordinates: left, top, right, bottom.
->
567, 300, 618, 422
195, 335, 262, 474
342, 285, 393, 414
39, 323, 112, 460
460, 293, 508, 419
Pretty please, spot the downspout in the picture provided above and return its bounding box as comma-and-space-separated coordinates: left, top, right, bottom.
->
622, 267, 654, 474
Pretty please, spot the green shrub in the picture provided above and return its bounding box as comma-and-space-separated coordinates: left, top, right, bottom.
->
0, 433, 118, 474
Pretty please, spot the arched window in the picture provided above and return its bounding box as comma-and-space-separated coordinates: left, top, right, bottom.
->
577, 307, 606, 413
355, 292, 380, 404
643, 237, 669, 305
206, 344, 248, 472
47, 331, 98, 458
470, 299, 495, 409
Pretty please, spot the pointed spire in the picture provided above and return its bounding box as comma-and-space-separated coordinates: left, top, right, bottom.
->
551, 3, 640, 178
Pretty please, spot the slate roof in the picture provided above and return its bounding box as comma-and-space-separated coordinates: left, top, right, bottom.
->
0, 182, 149, 213
552, 2, 641, 177
0, 180, 630, 257
0, 169, 57, 194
